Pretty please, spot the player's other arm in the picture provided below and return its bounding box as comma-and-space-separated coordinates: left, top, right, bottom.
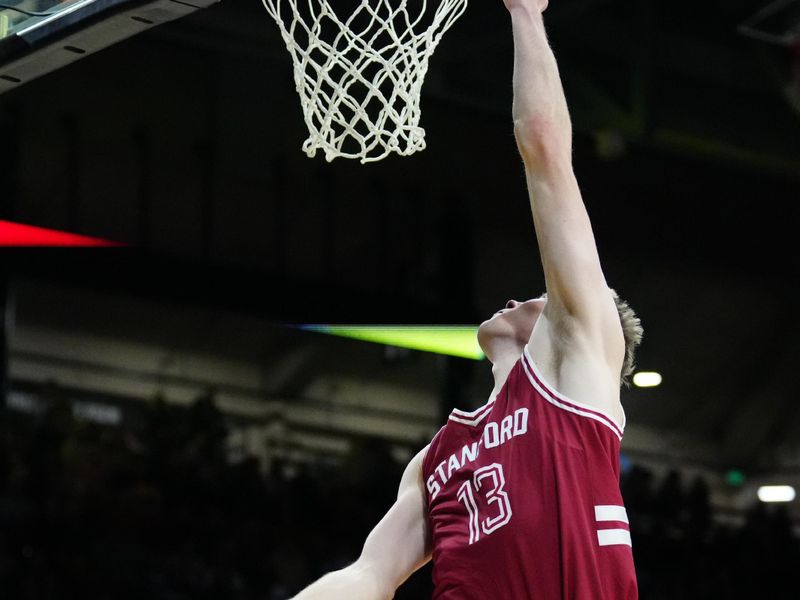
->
289, 447, 431, 600
506, 1, 621, 356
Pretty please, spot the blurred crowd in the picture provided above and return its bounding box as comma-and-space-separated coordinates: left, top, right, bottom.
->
0, 392, 797, 599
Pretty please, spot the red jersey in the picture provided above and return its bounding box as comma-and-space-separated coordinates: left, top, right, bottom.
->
422, 347, 638, 599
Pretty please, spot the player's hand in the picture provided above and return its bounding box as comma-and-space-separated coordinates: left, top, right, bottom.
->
502, 0, 548, 13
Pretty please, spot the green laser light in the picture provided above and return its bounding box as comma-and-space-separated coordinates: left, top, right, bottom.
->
301, 325, 485, 360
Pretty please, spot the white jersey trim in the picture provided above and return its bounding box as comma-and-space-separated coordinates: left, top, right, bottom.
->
597, 528, 632, 547
521, 346, 624, 441
449, 401, 495, 426
595, 504, 629, 524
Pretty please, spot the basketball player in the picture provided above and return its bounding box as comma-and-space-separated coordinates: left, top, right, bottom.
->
290, 0, 642, 597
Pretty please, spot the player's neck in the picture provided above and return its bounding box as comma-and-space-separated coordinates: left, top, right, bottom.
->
489, 352, 520, 402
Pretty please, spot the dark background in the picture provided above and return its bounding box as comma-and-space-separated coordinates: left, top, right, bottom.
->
0, 0, 799, 597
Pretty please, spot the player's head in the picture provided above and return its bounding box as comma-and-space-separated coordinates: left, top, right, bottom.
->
477, 290, 643, 386
477, 296, 547, 363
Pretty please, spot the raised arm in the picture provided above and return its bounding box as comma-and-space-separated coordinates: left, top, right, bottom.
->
290, 447, 431, 600
506, 1, 622, 363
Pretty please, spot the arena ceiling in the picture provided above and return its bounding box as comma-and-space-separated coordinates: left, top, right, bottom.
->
1, 0, 799, 479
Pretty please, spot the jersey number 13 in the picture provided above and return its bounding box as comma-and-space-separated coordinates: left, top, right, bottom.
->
456, 462, 513, 545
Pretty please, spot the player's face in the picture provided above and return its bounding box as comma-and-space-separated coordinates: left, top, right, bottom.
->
478, 297, 546, 359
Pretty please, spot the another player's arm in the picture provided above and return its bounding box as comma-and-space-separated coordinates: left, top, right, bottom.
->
289, 447, 431, 600
506, 1, 622, 360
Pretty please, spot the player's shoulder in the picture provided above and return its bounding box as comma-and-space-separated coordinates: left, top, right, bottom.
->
399, 444, 431, 493
420, 426, 447, 473
520, 343, 625, 440
412, 443, 430, 467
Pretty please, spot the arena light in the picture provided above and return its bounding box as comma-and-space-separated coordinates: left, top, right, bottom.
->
726, 469, 746, 488
0, 220, 122, 246
301, 326, 484, 360
757, 485, 796, 503
633, 371, 662, 388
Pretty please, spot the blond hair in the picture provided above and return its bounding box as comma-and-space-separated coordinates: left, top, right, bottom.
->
610, 289, 644, 387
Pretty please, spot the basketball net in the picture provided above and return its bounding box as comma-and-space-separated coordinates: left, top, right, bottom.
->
262, 0, 468, 163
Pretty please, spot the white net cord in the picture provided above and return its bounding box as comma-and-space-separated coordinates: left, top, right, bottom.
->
262, 0, 468, 163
